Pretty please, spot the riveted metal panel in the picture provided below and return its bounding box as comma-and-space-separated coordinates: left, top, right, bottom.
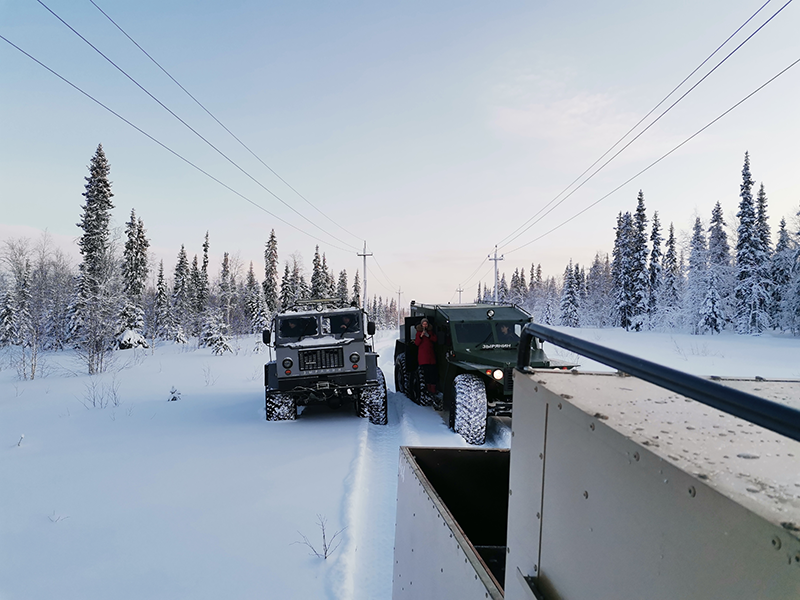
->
504, 371, 552, 600
392, 447, 504, 600
506, 371, 800, 600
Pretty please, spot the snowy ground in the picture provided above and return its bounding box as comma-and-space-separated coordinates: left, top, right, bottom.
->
1, 327, 799, 599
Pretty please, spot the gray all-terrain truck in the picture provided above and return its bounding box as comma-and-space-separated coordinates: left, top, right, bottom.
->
394, 302, 565, 444
262, 301, 387, 425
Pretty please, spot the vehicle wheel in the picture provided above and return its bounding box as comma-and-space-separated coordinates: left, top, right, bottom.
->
394, 354, 407, 394
417, 366, 433, 407
266, 391, 297, 421
452, 374, 487, 445
355, 390, 369, 418
365, 368, 388, 425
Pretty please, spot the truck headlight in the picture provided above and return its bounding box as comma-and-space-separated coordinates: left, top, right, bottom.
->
492, 369, 504, 381
282, 358, 293, 369
349, 352, 360, 364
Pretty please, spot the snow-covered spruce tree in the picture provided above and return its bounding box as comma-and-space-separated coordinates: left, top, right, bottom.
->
771, 218, 795, 329
311, 246, 326, 298
322, 253, 336, 298
263, 229, 279, 314
152, 260, 171, 340
219, 252, 232, 327
647, 212, 662, 327
279, 263, 293, 310
657, 222, 683, 329
170, 245, 191, 342
498, 273, 509, 303
118, 209, 149, 348
559, 260, 580, 327
198, 232, 210, 315
200, 308, 232, 355
188, 255, 204, 336
685, 217, 708, 335
475, 282, 481, 303
756, 183, 772, 257
707, 201, 734, 328
245, 262, 269, 333
628, 191, 649, 331
71, 144, 121, 374
611, 211, 634, 329
734, 152, 771, 334
585, 252, 612, 327
336, 270, 349, 307
699, 269, 724, 334
352, 270, 361, 307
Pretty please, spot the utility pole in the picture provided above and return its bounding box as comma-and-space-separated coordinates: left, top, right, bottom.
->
358, 241, 372, 312
488, 246, 504, 304
397, 288, 403, 330
456, 286, 464, 304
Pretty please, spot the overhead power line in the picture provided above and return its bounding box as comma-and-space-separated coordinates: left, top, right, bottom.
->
35, 0, 360, 252
496, 0, 791, 251
504, 53, 800, 255
0, 33, 354, 253
88, 0, 363, 245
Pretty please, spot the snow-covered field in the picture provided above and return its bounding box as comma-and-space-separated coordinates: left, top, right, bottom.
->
2, 328, 800, 599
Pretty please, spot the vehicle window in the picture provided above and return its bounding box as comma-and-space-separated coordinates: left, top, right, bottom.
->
453, 322, 493, 344
329, 312, 361, 334
321, 317, 332, 335
278, 316, 318, 338
495, 322, 520, 343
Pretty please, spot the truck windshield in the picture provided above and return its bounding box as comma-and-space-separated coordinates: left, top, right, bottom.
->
329, 312, 361, 335
278, 316, 318, 338
494, 322, 520, 344
454, 322, 493, 345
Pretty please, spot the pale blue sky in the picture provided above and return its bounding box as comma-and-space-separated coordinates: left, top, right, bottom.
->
2, 0, 799, 303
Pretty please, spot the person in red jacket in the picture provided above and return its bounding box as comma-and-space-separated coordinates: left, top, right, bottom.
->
414, 318, 438, 396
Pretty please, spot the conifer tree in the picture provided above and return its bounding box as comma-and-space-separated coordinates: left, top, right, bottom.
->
336, 270, 349, 306
734, 152, 771, 334
279, 263, 293, 310
263, 229, 279, 313
71, 144, 119, 373
771, 218, 794, 329
707, 201, 734, 326
171, 245, 191, 340
219, 252, 232, 326
121, 209, 149, 302
559, 260, 580, 327
629, 191, 649, 330
699, 270, 723, 334
154, 260, 170, 339
311, 246, 326, 298
197, 232, 210, 315
245, 262, 269, 333
658, 222, 682, 328
647, 212, 662, 326
686, 217, 708, 334
352, 270, 361, 307
612, 211, 634, 329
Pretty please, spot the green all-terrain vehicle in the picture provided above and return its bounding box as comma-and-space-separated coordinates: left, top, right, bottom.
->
262, 301, 387, 425
394, 302, 561, 444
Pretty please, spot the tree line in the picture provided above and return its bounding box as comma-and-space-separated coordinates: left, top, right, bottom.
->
479, 152, 800, 336
0, 144, 399, 377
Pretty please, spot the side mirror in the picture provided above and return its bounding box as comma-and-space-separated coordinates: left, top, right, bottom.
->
262, 329, 271, 345
367, 321, 376, 336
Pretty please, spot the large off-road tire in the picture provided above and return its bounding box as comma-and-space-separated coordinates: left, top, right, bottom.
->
266, 391, 297, 421
363, 368, 388, 425
355, 390, 369, 418
394, 354, 407, 395
452, 374, 487, 445
417, 366, 434, 407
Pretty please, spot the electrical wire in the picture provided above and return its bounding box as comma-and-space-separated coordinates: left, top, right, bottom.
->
504, 53, 800, 255
0, 33, 354, 253
366, 265, 394, 295
88, 0, 363, 245
35, 0, 360, 252
369, 251, 400, 291
496, 0, 791, 251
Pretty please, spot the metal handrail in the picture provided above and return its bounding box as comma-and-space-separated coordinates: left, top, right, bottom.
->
517, 323, 800, 443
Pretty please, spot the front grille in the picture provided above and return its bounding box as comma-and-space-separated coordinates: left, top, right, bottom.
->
298, 348, 344, 371
503, 368, 514, 393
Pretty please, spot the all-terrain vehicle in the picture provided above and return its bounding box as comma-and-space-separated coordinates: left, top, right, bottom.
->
262, 300, 387, 425
394, 302, 560, 444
